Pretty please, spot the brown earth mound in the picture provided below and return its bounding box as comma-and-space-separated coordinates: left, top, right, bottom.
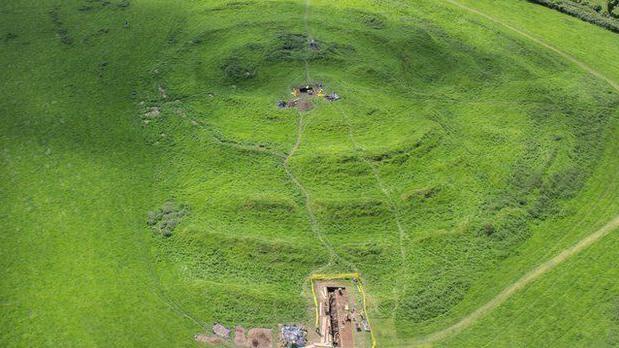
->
247, 328, 272, 348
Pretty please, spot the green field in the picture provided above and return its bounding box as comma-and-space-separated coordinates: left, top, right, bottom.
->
1, 0, 618, 347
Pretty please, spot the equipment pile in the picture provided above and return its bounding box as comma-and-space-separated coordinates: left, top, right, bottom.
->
276, 82, 341, 110
280, 324, 308, 347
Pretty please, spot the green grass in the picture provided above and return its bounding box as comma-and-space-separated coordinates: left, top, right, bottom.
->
439, 231, 619, 347
1, 0, 618, 347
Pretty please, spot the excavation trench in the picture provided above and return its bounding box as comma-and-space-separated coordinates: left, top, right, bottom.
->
325, 287, 354, 348
311, 278, 373, 348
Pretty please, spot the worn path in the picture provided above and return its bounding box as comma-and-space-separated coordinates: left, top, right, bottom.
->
284, 0, 357, 273
413, 215, 619, 345
405, 1, 619, 344
445, 0, 619, 93
335, 105, 408, 313
283, 113, 344, 267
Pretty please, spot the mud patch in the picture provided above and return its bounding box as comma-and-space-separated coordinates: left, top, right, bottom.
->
288, 98, 312, 112
246, 328, 272, 348
234, 326, 248, 347
234, 327, 272, 348
194, 334, 225, 346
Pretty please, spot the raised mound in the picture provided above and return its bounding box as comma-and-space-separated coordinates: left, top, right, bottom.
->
1, 0, 618, 346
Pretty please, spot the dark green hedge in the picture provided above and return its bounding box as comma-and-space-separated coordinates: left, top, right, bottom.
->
528, 0, 619, 33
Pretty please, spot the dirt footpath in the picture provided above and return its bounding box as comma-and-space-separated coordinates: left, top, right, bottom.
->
414, 215, 619, 345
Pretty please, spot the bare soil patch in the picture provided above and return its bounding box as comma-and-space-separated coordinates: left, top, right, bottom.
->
194, 334, 225, 346
246, 328, 272, 348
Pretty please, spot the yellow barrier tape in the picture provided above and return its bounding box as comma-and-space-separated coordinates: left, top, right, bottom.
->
311, 277, 320, 327
309, 273, 377, 348
310, 272, 360, 281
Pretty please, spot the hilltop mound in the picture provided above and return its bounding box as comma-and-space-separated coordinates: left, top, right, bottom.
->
1, 0, 618, 346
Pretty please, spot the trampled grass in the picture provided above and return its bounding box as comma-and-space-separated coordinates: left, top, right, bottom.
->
1, 0, 618, 347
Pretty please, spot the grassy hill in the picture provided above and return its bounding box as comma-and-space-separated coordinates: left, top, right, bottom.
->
1, 0, 617, 347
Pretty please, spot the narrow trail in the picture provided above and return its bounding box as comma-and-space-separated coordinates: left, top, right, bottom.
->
413, 215, 619, 345
445, 0, 619, 93
303, 0, 312, 82
404, 1, 619, 344
335, 105, 408, 311
137, 233, 207, 330
282, 0, 358, 274
331, 93, 462, 267
156, 100, 287, 159
145, 264, 207, 329
207, 124, 286, 158
283, 113, 344, 268
143, 0, 619, 339
199, 115, 349, 269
